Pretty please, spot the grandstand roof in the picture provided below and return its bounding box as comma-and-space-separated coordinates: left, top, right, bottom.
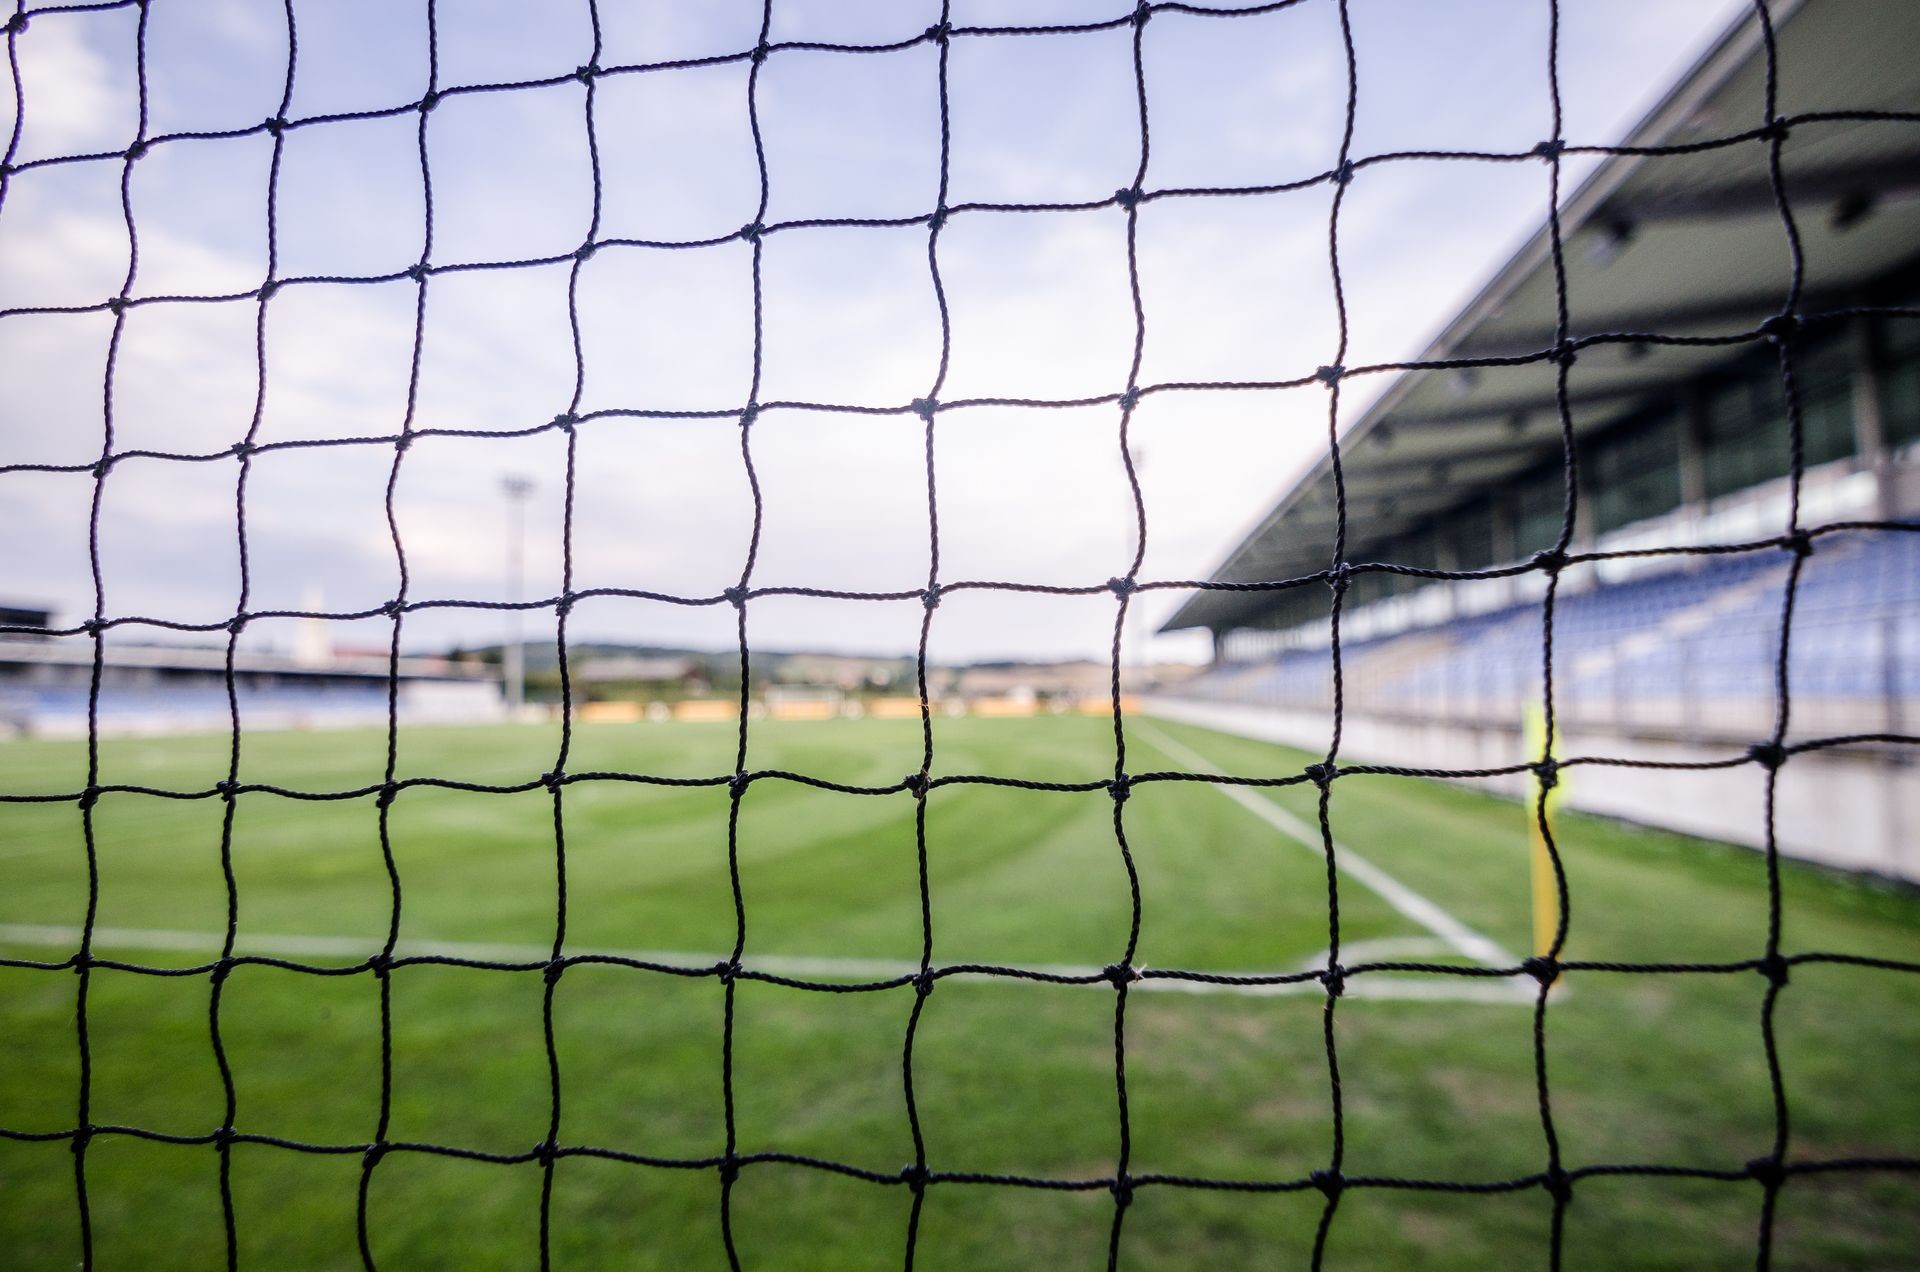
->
1163, 0, 1920, 634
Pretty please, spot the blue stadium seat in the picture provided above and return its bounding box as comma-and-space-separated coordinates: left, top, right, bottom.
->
1184, 531, 1919, 714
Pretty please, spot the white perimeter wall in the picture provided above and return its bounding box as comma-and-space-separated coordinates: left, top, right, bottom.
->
1144, 696, 1920, 884
17, 679, 504, 740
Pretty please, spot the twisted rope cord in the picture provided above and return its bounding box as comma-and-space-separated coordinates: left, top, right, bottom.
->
0, 2, 1914, 1270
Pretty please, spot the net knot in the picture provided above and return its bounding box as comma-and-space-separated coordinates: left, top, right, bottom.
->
72, 949, 94, 972
714, 959, 740, 983
1303, 761, 1336, 787
1314, 364, 1343, 387
375, 782, 400, 810
3, 12, 28, 35
1759, 118, 1791, 144
212, 1124, 237, 1148
924, 21, 951, 44
405, 263, 428, 282
912, 968, 935, 998
70, 1124, 93, 1154
535, 1139, 558, 1166
574, 62, 599, 83
927, 206, 947, 231
264, 115, 287, 136
363, 1142, 389, 1170
738, 405, 758, 427
225, 613, 249, 635
1111, 1174, 1135, 1208
1320, 963, 1345, 997
230, 440, 257, 459
89, 455, 112, 479
1108, 774, 1132, 803
257, 279, 280, 300
1107, 575, 1136, 596
1551, 340, 1579, 367
124, 139, 148, 161
740, 221, 763, 243
1332, 159, 1354, 186
1746, 1155, 1785, 1188
1531, 548, 1567, 574
1114, 185, 1142, 210
543, 959, 565, 986
551, 410, 577, 433
728, 771, 751, 797
368, 952, 392, 977
1309, 1168, 1344, 1199
380, 599, 403, 618
393, 431, 415, 451
78, 786, 102, 812
1131, 1, 1152, 26
209, 959, 234, 986
418, 90, 441, 113
554, 592, 576, 618
104, 297, 128, 316
921, 587, 941, 610
1102, 962, 1139, 989
1757, 952, 1790, 988
1327, 563, 1352, 595
1534, 758, 1559, 790
900, 1162, 929, 1192
573, 240, 597, 262
719, 1155, 741, 1184
902, 771, 927, 798
1747, 741, 1787, 771
1118, 387, 1140, 410
541, 770, 566, 791
1532, 138, 1564, 160
722, 585, 748, 607
79, 616, 106, 636
750, 42, 770, 65
911, 397, 938, 419
1760, 312, 1799, 342
1522, 955, 1560, 986
1542, 1166, 1573, 1203
1779, 528, 1813, 559
214, 779, 239, 801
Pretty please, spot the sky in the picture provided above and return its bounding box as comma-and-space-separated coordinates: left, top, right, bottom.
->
0, 0, 1748, 664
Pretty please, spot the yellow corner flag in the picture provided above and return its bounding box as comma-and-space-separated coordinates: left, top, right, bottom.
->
1523, 704, 1570, 959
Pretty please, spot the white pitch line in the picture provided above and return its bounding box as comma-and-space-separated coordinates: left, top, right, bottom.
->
1130, 721, 1528, 980
0, 923, 1528, 1004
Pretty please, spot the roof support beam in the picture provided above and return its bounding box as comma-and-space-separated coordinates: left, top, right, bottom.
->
1602, 159, 1920, 226
1449, 286, 1863, 360
1353, 376, 1684, 433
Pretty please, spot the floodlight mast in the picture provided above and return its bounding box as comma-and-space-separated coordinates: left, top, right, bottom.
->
502, 475, 535, 716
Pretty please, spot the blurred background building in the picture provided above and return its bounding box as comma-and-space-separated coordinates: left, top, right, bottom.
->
0, 605, 500, 737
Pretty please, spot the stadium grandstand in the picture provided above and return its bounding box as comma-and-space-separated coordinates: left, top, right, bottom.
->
0, 604, 500, 739
1158, 0, 1920, 881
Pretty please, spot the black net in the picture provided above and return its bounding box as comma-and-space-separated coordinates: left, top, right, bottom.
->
0, 0, 1916, 1269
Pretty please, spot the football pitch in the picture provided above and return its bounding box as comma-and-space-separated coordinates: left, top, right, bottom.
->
2, 714, 1916, 1269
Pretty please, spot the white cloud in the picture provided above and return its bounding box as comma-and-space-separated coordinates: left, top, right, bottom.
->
0, 1, 1750, 661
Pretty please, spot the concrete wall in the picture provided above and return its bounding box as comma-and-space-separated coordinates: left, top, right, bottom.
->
1144, 696, 1920, 883
15, 679, 505, 740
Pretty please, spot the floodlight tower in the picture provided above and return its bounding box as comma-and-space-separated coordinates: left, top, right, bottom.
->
501, 475, 535, 716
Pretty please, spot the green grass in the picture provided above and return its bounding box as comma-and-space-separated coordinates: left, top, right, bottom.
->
2, 714, 1916, 1269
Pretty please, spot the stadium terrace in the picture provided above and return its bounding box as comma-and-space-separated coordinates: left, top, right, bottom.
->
1162, 0, 1920, 880
0, 605, 500, 738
